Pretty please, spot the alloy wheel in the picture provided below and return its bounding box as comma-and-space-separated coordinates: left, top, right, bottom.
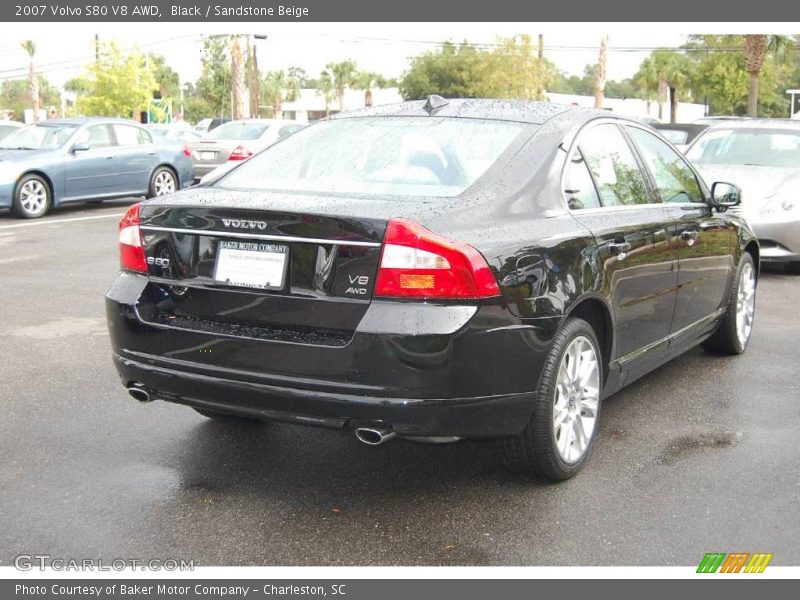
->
153, 171, 176, 196
19, 180, 47, 215
735, 262, 755, 346
553, 335, 600, 464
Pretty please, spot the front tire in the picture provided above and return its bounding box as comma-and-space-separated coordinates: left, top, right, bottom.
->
11, 174, 51, 219
702, 253, 756, 355
501, 318, 603, 481
786, 262, 800, 275
147, 166, 177, 198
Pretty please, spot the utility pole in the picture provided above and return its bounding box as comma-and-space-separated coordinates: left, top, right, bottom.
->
230, 35, 246, 120
594, 35, 608, 109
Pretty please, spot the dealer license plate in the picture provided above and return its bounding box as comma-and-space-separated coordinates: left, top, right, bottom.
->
213, 241, 288, 290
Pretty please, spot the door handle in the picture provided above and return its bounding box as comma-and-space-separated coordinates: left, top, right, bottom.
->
680, 230, 699, 245
608, 240, 631, 256
147, 151, 156, 155
104, 154, 115, 159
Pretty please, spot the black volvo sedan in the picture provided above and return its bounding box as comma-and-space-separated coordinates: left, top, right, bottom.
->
106, 98, 758, 480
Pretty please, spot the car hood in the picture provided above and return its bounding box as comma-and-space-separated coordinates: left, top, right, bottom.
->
694, 163, 800, 219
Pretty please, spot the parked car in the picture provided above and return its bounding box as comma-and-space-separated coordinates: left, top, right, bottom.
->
187, 119, 305, 181
149, 124, 202, 145
686, 119, 800, 273
0, 120, 23, 141
107, 99, 757, 480
0, 118, 194, 219
193, 117, 230, 135
651, 123, 708, 152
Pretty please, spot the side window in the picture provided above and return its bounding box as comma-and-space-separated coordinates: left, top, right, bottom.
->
564, 150, 601, 209
114, 125, 147, 147
137, 127, 153, 145
626, 127, 704, 204
76, 125, 113, 149
278, 124, 303, 139
578, 124, 652, 206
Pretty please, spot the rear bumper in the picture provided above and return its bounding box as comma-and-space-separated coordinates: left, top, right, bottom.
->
106, 273, 558, 437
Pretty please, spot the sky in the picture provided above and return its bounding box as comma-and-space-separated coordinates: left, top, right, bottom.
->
0, 24, 692, 90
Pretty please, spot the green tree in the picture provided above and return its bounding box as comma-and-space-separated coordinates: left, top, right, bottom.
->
148, 54, 180, 99
74, 42, 157, 119
320, 60, 359, 111
354, 71, 389, 107
316, 70, 335, 116
744, 35, 792, 117
399, 41, 486, 99
261, 69, 302, 117
1, 77, 60, 121
196, 35, 231, 118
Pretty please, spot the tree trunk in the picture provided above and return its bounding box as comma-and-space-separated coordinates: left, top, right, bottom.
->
747, 72, 759, 117
594, 35, 608, 109
364, 88, 373, 107
230, 35, 246, 120
669, 86, 678, 123
248, 37, 260, 118
29, 63, 40, 122
338, 89, 345, 112
657, 79, 667, 121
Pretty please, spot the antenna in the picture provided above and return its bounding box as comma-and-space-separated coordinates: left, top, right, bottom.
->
423, 95, 449, 115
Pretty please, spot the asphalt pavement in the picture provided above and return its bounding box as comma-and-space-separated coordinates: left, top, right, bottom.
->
1, 200, 798, 566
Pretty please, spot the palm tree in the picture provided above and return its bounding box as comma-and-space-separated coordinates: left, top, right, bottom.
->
321, 60, 359, 112
261, 69, 301, 118
594, 35, 608, 109
316, 71, 335, 116
355, 71, 387, 107
634, 56, 661, 118
230, 35, 246, 120
743, 35, 790, 117
21, 41, 39, 122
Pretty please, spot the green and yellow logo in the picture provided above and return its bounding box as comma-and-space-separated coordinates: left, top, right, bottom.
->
697, 552, 773, 573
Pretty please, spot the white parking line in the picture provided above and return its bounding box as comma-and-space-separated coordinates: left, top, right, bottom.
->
0, 212, 125, 230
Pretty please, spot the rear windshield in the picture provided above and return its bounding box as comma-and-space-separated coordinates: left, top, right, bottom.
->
215, 116, 527, 198
658, 129, 689, 145
687, 128, 800, 168
207, 121, 270, 141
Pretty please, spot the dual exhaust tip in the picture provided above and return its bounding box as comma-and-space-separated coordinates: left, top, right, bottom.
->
354, 426, 396, 446
126, 386, 151, 403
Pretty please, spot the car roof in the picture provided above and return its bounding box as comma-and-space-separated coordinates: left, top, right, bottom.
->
703, 118, 800, 131
42, 117, 147, 127
329, 98, 611, 126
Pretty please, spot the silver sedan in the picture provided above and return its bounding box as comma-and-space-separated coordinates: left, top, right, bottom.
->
686, 120, 800, 273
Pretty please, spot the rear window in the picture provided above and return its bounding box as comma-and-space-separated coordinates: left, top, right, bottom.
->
687, 128, 800, 168
215, 116, 527, 198
657, 129, 689, 145
207, 121, 270, 141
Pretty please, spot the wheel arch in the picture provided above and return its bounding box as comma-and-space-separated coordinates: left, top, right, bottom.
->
743, 240, 760, 278
16, 170, 56, 203
563, 296, 614, 383
151, 163, 180, 188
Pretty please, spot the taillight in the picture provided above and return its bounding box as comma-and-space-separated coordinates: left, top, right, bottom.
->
228, 145, 253, 161
119, 203, 147, 273
182, 145, 192, 157
374, 218, 500, 299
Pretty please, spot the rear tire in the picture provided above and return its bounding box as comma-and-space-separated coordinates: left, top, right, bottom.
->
501, 317, 603, 481
11, 174, 51, 219
147, 166, 177, 198
193, 407, 263, 423
702, 253, 756, 355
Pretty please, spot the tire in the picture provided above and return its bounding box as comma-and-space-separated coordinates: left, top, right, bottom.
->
193, 407, 263, 423
11, 174, 51, 219
501, 317, 603, 481
786, 262, 800, 275
702, 253, 756, 355
147, 166, 178, 198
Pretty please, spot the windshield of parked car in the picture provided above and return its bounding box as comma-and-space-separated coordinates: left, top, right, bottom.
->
206, 121, 270, 141
215, 117, 527, 198
0, 124, 78, 150
687, 128, 800, 168
658, 129, 689, 145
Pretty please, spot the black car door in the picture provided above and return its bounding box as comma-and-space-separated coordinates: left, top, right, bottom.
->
623, 126, 736, 345
566, 122, 679, 376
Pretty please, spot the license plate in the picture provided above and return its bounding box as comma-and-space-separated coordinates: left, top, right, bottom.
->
199, 151, 216, 161
213, 241, 288, 290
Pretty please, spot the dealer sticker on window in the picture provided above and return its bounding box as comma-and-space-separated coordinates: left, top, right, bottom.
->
213, 241, 289, 290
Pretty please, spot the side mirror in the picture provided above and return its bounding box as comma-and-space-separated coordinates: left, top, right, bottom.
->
71, 142, 90, 153
709, 181, 742, 211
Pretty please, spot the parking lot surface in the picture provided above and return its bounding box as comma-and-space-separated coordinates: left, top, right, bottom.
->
1, 201, 798, 566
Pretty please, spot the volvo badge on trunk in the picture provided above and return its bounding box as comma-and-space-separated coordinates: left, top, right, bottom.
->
221, 219, 268, 230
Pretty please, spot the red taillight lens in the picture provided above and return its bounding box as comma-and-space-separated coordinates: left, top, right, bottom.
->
182, 145, 192, 157
374, 218, 500, 299
228, 145, 253, 161
119, 203, 147, 273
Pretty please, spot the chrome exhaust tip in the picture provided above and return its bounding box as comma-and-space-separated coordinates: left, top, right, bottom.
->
355, 427, 396, 446
127, 386, 151, 403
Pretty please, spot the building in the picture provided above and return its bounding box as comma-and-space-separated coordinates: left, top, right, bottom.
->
279, 87, 403, 122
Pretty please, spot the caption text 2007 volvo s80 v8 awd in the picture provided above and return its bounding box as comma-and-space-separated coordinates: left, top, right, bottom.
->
106, 98, 758, 480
